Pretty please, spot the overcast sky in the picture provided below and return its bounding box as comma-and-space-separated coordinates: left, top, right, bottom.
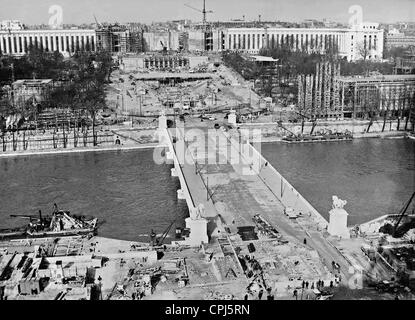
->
0, 0, 413, 25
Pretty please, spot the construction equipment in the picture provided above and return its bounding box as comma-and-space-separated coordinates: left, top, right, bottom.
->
184, 0, 213, 26
393, 192, 415, 236
93, 14, 103, 28
155, 219, 176, 246
277, 120, 297, 137
160, 41, 167, 53
295, 111, 318, 135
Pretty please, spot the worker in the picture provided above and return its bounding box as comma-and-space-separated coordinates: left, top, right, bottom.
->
53, 203, 58, 214
150, 229, 156, 245
293, 289, 298, 300
303, 238, 307, 245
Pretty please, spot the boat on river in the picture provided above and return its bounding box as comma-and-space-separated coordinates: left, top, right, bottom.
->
282, 130, 353, 143
0, 206, 98, 240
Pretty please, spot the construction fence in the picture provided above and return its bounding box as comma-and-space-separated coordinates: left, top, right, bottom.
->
0, 129, 115, 153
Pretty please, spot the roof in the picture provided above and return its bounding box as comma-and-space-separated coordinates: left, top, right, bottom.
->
337, 74, 415, 83
133, 72, 212, 81
250, 56, 279, 62
12, 79, 53, 86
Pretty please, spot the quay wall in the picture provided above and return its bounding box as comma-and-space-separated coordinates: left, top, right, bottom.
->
163, 128, 196, 215
240, 119, 414, 138
0, 130, 114, 153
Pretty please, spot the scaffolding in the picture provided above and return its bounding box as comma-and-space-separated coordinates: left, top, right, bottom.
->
297, 75, 305, 112
337, 75, 415, 123
296, 61, 341, 119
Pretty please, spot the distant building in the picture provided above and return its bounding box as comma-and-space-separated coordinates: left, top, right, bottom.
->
221, 22, 384, 61
1, 20, 24, 31
394, 57, 415, 75
385, 29, 415, 48
96, 24, 130, 53
187, 28, 224, 52
0, 29, 96, 56
143, 31, 180, 51
337, 74, 415, 119
9, 79, 58, 111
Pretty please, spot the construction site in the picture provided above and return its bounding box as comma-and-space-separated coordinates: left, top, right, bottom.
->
297, 62, 415, 124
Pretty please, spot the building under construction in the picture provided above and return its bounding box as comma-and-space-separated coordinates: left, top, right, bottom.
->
96, 24, 130, 53
143, 54, 189, 70
297, 63, 415, 122
337, 74, 415, 120
297, 61, 341, 119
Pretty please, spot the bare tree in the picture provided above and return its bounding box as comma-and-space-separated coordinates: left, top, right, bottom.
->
356, 41, 370, 61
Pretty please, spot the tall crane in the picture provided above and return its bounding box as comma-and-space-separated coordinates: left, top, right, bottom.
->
184, 0, 213, 26
93, 14, 103, 28
295, 111, 318, 135
393, 192, 415, 237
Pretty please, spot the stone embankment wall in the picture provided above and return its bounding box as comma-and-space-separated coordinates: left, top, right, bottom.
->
162, 128, 196, 214
241, 119, 413, 138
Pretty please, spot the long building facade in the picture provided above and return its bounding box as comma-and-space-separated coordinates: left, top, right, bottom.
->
0, 29, 96, 56
0, 22, 384, 61
221, 23, 384, 61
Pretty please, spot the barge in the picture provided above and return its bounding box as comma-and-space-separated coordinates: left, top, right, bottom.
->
0, 205, 98, 240
282, 131, 353, 143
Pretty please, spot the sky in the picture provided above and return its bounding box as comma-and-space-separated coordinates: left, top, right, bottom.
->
0, 0, 413, 25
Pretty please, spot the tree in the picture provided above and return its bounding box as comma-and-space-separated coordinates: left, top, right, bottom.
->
356, 41, 370, 62
78, 80, 105, 146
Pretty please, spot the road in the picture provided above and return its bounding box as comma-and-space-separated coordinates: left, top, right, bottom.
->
173, 125, 352, 281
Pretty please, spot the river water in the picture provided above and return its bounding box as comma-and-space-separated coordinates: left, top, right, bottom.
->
261, 138, 415, 225
0, 149, 189, 242
0, 138, 413, 242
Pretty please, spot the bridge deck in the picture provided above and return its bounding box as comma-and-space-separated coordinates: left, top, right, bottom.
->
172, 126, 352, 281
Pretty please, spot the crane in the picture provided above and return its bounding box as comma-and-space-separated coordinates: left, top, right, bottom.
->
393, 192, 415, 236
184, 0, 213, 26
160, 40, 167, 53
93, 14, 103, 28
295, 111, 318, 135
152, 219, 177, 247
277, 120, 297, 137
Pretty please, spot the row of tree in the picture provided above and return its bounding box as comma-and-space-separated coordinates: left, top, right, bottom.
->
0, 47, 113, 145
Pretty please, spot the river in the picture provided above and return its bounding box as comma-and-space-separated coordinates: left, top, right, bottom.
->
261, 138, 415, 225
0, 149, 189, 242
0, 138, 413, 241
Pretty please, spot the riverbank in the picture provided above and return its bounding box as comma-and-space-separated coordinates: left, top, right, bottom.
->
0, 142, 160, 158
0, 126, 161, 158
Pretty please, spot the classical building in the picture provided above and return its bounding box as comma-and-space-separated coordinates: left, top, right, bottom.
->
0, 29, 96, 56
221, 22, 384, 61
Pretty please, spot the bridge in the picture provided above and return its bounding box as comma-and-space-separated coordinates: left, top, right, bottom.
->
158, 116, 353, 282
